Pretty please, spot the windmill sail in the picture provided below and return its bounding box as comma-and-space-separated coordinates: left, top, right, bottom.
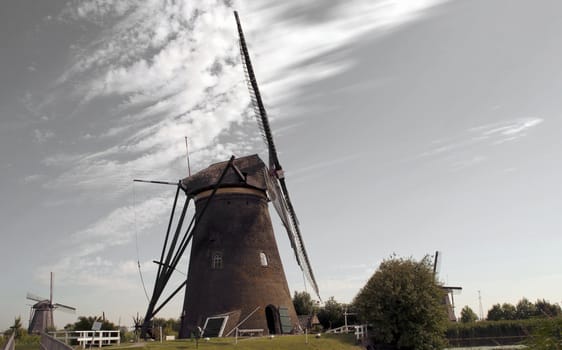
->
26, 292, 48, 303
234, 11, 320, 300
53, 303, 76, 313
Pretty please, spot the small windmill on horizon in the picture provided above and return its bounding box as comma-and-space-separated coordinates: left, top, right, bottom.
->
433, 251, 462, 322
26, 272, 76, 333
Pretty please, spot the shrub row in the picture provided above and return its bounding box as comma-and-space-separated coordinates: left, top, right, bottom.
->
446, 317, 562, 347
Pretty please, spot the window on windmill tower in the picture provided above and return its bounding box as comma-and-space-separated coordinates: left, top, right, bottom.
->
260, 252, 268, 267
212, 253, 223, 269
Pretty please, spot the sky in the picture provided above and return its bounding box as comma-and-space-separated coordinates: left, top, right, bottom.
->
1, 0, 562, 331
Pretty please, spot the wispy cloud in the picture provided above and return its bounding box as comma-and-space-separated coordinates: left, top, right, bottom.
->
33, 129, 55, 143
474, 118, 544, 144
421, 117, 544, 169
38, 195, 174, 290
39, 0, 448, 295
22, 174, 45, 184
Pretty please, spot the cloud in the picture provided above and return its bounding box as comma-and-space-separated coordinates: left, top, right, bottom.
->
39, 194, 175, 291
40, 256, 152, 291
33, 129, 55, 143
70, 195, 171, 255
480, 118, 544, 144
22, 174, 45, 184
421, 117, 544, 169
39, 0, 449, 296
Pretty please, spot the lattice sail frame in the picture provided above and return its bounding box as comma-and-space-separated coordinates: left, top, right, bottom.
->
235, 11, 320, 300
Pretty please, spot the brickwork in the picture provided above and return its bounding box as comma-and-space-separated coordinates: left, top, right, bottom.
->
179, 156, 298, 338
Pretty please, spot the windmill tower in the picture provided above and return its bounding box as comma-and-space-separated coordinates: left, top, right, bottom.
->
140, 12, 320, 338
27, 272, 76, 333
433, 251, 462, 322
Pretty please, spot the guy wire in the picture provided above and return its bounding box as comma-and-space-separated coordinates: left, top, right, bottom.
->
133, 180, 150, 302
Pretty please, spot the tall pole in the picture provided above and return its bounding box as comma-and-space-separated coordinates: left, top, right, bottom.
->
185, 137, 191, 176
478, 290, 484, 320
50, 272, 53, 304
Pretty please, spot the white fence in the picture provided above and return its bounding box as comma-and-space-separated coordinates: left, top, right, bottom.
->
49, 330, 120, 348
76, 330, 120, 348
325, 324, 368, 340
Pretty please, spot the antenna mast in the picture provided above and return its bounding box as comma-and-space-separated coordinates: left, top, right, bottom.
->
478, 290, 484, 320
185, 137, 191, 176
50, 272, 53, 304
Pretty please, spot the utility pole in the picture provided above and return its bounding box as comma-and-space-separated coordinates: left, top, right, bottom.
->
478, 290, 484, 321
343, 305, 356, 333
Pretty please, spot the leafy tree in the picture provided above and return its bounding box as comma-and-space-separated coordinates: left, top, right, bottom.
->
526, 318, 562, 350
501, 303, 517, 320
353, 255, 448, 350
516, 298, 537, 319
4, 317, 23, 339
487, 303, 517, 321
152, 318, 180, 338
535, 299, 562, 318
66, 316, 117, 331
487, 304, 503, 321
292, 291, 317, 316
317, 297, 344, 329
460, 306, 478, 323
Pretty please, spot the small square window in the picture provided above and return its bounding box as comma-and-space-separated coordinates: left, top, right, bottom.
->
260, 252, 268, 267
212, 253, 223, 269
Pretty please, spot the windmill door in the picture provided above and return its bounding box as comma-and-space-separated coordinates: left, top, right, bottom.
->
265, 305, 280, 334
278, 306, 293, 334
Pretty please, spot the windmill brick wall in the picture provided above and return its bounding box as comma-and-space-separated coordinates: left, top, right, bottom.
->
179, 155, 298, 338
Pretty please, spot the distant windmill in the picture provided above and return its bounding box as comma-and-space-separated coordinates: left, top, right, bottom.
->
132, 313, 143, 342
433, 251, 462, 322
26, 272, 76, 333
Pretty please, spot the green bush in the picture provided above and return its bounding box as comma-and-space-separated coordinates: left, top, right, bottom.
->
525, 318, 562, 350
447, 317, 562, 347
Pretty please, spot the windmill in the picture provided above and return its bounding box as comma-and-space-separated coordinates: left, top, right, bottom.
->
132, 313, 143, 342
433, 251, 462, 322
139, 11, 320, 338
26, 272, 76, 333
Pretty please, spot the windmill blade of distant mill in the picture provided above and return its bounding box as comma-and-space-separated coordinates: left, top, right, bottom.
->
433, 250, 442, 277
235, 11, 320, 300
27, 292, 48, 303
53, 303, 76, 313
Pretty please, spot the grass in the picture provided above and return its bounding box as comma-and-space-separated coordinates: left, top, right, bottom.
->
110, 334, 362, 350
14, 344, 40, 350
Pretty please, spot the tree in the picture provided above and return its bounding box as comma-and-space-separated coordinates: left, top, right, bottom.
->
487, 303, 517, 320
501, 303, 517, 320
66, 316, 117, 331
487, 304, 503, 321
152, 318, 180, 338
292, 291, 317, 316
317, 297, 344, 330
353, 255, 448, 350
516, 298, 537, 319
535, 299, 562, 318
5, 317, 23, 339
460, 306, 478, 323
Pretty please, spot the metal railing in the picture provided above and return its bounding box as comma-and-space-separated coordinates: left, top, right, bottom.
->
40, 333, 73, 350
1, 333, 15, 350
325, 324, 368, 340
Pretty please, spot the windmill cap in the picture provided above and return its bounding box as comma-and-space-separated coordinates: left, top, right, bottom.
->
181, 154, 268, 197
